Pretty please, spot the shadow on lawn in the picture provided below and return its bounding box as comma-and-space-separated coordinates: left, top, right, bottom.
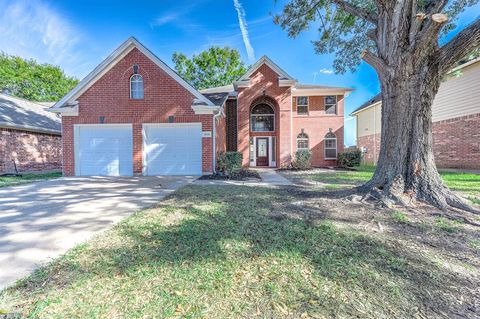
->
8, 185, 478, 318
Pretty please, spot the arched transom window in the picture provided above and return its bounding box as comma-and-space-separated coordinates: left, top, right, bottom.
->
297, 131, 309, 150
251, 104, 274, 132
324, 130, 337, 159
130, 74, 144, 99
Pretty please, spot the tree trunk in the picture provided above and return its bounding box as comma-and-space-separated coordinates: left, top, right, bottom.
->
361, 62, 477, 213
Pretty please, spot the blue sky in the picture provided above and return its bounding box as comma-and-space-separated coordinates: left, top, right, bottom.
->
0, 0, 478, 146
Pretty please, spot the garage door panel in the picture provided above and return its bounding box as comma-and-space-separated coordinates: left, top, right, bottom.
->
76, 126, 133, 176
144, 124, 202, 176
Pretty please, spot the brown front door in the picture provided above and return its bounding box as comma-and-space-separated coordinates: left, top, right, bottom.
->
256, 138, 269, 166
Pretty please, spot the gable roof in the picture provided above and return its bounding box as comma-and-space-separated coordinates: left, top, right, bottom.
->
0, 93, 61, 135
351, 94, 381, 116
234, 56, 297, 89
50, 37, 216, 113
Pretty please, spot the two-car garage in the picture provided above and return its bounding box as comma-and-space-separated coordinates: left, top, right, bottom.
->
74, 123, 203, 176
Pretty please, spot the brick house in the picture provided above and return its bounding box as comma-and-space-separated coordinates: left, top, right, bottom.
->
50, 37, 352, 176
0, 93, 61, 174
352, 57, 480, 170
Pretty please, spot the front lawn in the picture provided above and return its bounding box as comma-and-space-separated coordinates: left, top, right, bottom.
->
280, 166, 480, 203
0, 172, 62, 187
1, 185, 478, 318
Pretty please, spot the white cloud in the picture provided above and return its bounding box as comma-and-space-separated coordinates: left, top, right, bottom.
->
151, 14, 178, 27
319, 68, 334, 75
233, 0, 255, 63
0, 0, 87, 77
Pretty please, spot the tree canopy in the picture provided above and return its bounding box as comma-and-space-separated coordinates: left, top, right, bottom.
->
275, 0, 480, 74
0, 53, 78, 102
172, 47, 247, 90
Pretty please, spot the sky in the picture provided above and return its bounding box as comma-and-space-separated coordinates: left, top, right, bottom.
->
0, 0, 478, 146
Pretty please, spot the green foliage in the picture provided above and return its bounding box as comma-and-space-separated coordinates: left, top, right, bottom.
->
217, 152, 243, 177
275, 0, 479, 73
338, 150, 362, 167
0, 53, 78, 102
292, 150, 312, 170
172, 47, 247, 90
434, 217, 458, 233
391, 211, 409, 224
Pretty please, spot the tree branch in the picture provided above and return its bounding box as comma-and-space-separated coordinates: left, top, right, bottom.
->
331, 0, 377, 24
438, 18, 480, 74
361, 50, 387, 77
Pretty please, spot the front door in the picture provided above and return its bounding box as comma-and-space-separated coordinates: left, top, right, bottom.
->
256, 137, 269, 166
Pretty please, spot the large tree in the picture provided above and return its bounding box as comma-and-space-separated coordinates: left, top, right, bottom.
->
276, 0, 480, 212
172, 47, 247, 90
0, 53, 78, 102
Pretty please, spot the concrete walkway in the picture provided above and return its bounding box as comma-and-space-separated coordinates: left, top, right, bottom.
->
0, 176, 195, 290
193, 169, 293, 187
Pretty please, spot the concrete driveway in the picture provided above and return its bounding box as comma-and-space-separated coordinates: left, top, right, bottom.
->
0, 176, 195, 290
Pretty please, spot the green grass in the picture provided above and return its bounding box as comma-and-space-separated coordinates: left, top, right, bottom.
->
391, 211, 409, 224
1, 185, 476, 318
434, 217, 459, 233
282, 166, 480, 199
0, 172, 61, 187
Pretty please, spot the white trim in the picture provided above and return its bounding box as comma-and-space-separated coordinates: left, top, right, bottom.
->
129, 74, 144, 99
291, 88, 352, 97
449, 56, 480, 73
0, 123, 61, 135
296, 96, 309, 115
350, 100, 382, 116
324, 133, 338, 160
51, 37, 216, 113
191, 104, 219, 114
142, 122, 202, 176
73, 124, 133, 176
251, 136, 276, 167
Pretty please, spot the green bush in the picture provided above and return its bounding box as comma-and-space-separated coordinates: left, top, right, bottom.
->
217, 152, 243, 176
292, 150, 312, 170
338, 150, 362, 167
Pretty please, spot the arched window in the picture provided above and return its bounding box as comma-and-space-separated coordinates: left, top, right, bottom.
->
130, 74, 144, 99
250, 104, 274, 132
324, 130, 337, 159
297, 131, 309, 150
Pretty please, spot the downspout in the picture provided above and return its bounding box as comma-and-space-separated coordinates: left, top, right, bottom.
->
373, 104, 377, 164
212, 107, 223, 174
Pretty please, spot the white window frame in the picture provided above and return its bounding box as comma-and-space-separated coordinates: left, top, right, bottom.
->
130, 74, 144, 99
296, 96, 309, 115
250, 105, 275, 132
296, 132, 309, 150
324, 95, 337, 115
324, 132, 337, 160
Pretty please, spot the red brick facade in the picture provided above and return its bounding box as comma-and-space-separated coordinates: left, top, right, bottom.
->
0, 128, 62, 173
61, 47, 214, 176
357, 113, 480, 169
234, 64, 345, 168
432, 113, 480, 169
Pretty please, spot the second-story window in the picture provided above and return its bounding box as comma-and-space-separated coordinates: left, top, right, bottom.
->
296, 96, 308, 115
251, 104, 275, 132
130, 74, 144, 99
325, 96, 337, 114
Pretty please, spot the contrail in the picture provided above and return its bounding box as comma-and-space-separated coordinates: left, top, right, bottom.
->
233, 0, 255, 63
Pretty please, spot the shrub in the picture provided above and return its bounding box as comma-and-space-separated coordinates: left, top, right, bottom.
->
338, 150, 362, 167
292, 150, 312, 170
217, 152, 243, 177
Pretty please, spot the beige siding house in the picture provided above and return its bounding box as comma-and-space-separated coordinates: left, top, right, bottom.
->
352, 57, 480, 169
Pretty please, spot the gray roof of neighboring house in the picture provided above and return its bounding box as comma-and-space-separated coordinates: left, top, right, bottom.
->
351, 93, 382, 115
200, 85, 235, 94
0, 93, 61, 135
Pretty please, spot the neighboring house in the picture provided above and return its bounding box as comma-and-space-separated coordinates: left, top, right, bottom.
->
50, 37, 352, 176
352, 57, 480, 170
0, 93, 61, 173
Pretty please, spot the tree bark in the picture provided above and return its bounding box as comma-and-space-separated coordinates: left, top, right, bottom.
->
360, 59, 477, 213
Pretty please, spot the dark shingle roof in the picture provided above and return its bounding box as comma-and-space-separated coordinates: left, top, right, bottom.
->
351, 93, 382, 115
0, 93, 61, 135
201, 92, 230, 107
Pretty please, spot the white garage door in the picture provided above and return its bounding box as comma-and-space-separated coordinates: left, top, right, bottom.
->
143, 123, 202, 176
75, 125, 133, 176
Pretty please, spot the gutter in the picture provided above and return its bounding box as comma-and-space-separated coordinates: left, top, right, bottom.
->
212, 107, 224, 174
